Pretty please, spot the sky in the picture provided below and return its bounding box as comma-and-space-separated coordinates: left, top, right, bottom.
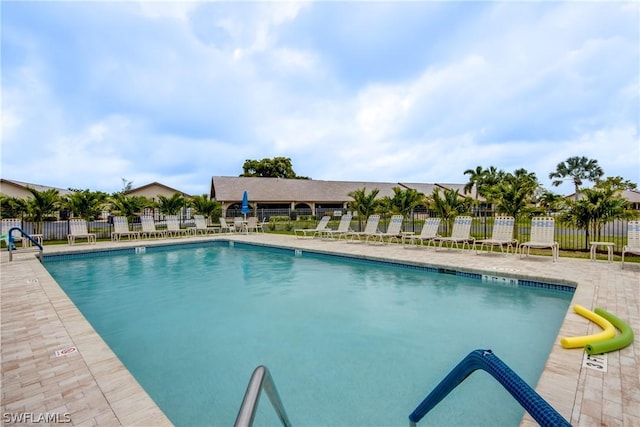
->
2, 1, 639, 196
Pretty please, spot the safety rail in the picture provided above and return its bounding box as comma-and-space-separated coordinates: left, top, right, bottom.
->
7, 227, 43, 262
234, 365, 292, 427
409, 349, 570, 427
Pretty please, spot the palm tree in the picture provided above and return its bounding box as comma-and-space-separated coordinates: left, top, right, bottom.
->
559, 178, 638, 249
25, 187, 61, 234
549, 156, 604, 199
63, 190, 108, 222
157, 193, 187, 216
388, 187, 425, 218
347, 187, 380, 230
0, 195, 28, 219
108, 193, 154, 221
190, 194, 222, 223
463, 166, 487, 214
488, 169, 539, 220
428, 188, 472, 233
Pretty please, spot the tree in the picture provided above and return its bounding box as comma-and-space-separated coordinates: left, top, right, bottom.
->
558, 179, 637, 249
120, 178, 133, 193
108, 193, 154, 221
157, 193, 187, 215
428, 188, 472, 233
549, 156, 604, 199
347, 187, 380, 229
25, 187, 61, 233
64, 190, 108, 222
537, 190, 564, 216
190, 194, 222, 222
386, 187, 425, 218
240, 157, 309, 179
487, 168, 540, 220
0, 195, 28, 219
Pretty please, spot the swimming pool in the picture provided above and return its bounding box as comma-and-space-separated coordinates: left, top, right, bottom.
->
44, 242, 573, 426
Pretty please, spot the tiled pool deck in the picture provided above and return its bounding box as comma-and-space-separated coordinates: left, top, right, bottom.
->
1, 233, 638, 426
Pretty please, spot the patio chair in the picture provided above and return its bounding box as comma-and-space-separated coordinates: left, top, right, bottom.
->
67, 219, 96, 245
433, 216, 475, 250
474, 216, 517, 254
219, 218, 236, 233
294, 216, 331, 239
165, 215, 189, 237
622, 220, 640, 269
140, 215, 167, 239
345, 214, 381, 243
402, 217, 441, 249
321, 213, 353, 240
111, 216, 141, 241
234, 217, 247, 234
245, 217, 260, 233
191, 215, 220, 235
519, 217, 558, 261
367, 214, 404, 244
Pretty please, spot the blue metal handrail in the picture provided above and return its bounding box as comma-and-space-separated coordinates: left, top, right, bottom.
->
7, 227, 43, 262
409, 349, 570, 427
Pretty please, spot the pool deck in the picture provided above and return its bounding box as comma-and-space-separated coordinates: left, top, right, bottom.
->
1, 233, 638, 426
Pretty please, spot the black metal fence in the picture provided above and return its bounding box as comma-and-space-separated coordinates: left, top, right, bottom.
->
2, 211, 635, 254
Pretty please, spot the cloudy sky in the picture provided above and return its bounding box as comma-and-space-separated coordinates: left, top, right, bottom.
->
2, 1, 638, 196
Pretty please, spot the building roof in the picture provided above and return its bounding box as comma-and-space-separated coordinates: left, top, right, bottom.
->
210, 176, 475, 203
126, 182, 191, 197
0, 178, 73, 196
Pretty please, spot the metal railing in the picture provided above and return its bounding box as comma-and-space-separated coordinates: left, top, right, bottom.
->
7, 227, 43, 262
234, 365, 292, 427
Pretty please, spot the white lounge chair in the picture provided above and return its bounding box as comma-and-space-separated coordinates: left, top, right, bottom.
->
165, 215, 189, 237
346, 214, 381, 243
622, 220, 640, 269
321, 213, 353, 240
434, 216, 475, 250
245, 217, 260, 233
218, 218, 235, 233
294, 216, 330, 238
2, 218, 43, 247
474, 216, 517, 254
367, 214, 404, 244
191, 215, 220, 235
140, 215, 167, 239
403, 217, 441, 248
111, 216, 140, 241
519, 217, 558, 261
67, 219, 96, 245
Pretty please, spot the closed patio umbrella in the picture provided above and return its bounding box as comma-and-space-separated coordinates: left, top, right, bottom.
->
241, 190, 250, 220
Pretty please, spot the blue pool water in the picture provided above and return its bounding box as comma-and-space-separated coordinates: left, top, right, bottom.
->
45, 242, 573, 426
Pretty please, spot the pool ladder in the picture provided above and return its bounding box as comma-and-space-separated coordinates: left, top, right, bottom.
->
409, 349, 570, 427
234, 366, 292, 427
6, 227, 43, 262
236, 349, 570, 427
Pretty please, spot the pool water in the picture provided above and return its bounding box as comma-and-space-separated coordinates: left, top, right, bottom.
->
45, 243, 572, 426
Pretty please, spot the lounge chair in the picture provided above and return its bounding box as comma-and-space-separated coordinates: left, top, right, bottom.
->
345, 214, 381, 243
140, 215, 167, 239
219, 218, 236, 233
433, 216, 474, 250
191, 215, 220, 235
403, 218, 441, 248
294, 216, 330, 239
245, 217, 260, 233
519, 217, 558, 261
622, 220, 640, 269
111, 216, 141, 241
165, 215, 189, 237
234, 217, 247, 234
367, 214, 404, 244
67, 219, 96, 245
474, 216, 517, 254
320, 213, 353, 240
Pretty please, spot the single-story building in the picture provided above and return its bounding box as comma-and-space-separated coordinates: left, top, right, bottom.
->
209, 176, 475, 217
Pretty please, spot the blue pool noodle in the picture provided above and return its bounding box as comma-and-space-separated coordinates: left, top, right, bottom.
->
408, 349, 570, 427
